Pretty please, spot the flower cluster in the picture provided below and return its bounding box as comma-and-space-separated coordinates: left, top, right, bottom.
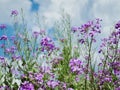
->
96, 69, 112, 86
0, 24, 6, 30
0, 10, 120, 90
73, 18, 102, 44
47, 80, 59, 89
115, 20, 120, 29
0, 35, 7, 40
5, 46, 17, 54
79, 18, 101, 35
34, 73, 44, 84
40, 37, 55, 52
109, 61, 120, 78
98, 23, 120, 54
19, 81, 34, 90
51, 56, 64, 66
69, 58, 83, 74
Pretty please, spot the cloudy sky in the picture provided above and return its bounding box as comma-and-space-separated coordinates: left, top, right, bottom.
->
0, 0, 120, 36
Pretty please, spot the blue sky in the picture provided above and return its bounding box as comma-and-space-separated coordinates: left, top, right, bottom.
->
30, 0, 40, 12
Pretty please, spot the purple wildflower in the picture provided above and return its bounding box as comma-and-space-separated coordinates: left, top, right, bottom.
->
11, 10, 18, 16
110, 61, 120, 78
0, 56, 5, 61
0, 35, 7, 40
61, 82, 67, 89
12, 55, 21, 60
77, 18, 102, 43
5, 46, 17, 54
40, 29, 45, 35
115, 86, 120, 90
115, 21, 120, 29
51, 56, 64, 65
0, 56, 6, 66
34, 73, 44, 84
40, 37, 55, 52
10, 36, 16, 41
0, 86, 10, 90
33, 31, 40, 38
39, 66, 51, 74
0, 24, 6, 30
75, 75, 80, 82
96, 69, 112, 86
69, 58, 83, 74
71, 26, 78, 33
98, 49, 102, 53
68, 88, 74, 90
78, 39, 85, 44
19, 81, 34, 90
47, 80, 59, 89
10, 68, 19, 75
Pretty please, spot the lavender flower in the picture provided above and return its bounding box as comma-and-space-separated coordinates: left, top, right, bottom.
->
33, 31, 40, 38
34, 73, 44, 84
69, 58, 83, 74
78, 39, 85, 44
12, 55, 21, 60
11, 10, 18, 16
68, 88, 74, 90
71, 26, 78, 33
39, 66, 51, 74
115, 86, 120, 90
0, 35, 7, 40
0, 24, 6, 30
0, 56, 5, 61
51, 56, 64, 65
96, 69, 112, 86
10, 68, 19, 75
10, 36, 16, 41
40, 29, 45, 35
47, 80, 59, 89
110, 61, 120, 78
5, 48, 11, 53
73, 19, 102, 45
5, 46, 17, 54
0, 86, 10, 90
40, 37, 55, 52
0, 56, 6, 66
19, 81, 34, 90
115, 20, 120, 29
61, 82, 67, 89
75, 75, 80, 82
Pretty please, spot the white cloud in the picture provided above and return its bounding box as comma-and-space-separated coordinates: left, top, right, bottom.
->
93, 0, 120, 24
33, 0, 88, 28
0, 0, 120, 34
34, 0, 120, 31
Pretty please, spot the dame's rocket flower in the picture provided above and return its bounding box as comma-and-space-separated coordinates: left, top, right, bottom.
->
19, 81, 34, 90
69, 58, 83, 74
115, 21, 120, 29
0, 24, 6, 30
11, 10, 18, 16
40, 37, 55, 52
0, 35, 7, 40
47, 80, 59, 89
